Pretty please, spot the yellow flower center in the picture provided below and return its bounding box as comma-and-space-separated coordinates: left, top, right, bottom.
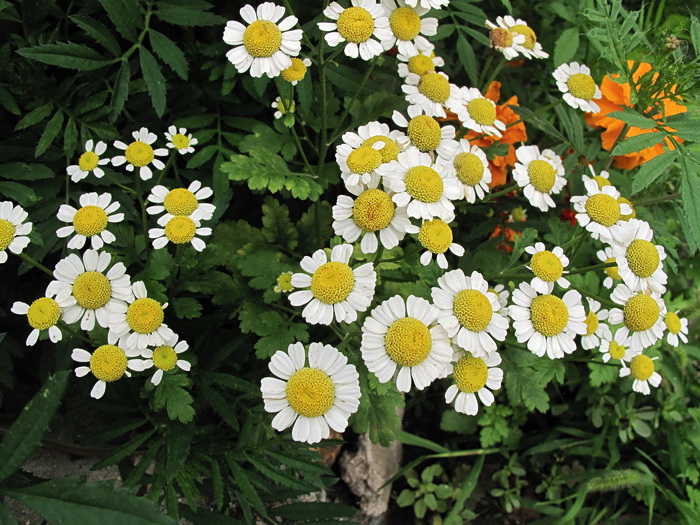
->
604, 257, 621, 280
389, 6, 421, 41
163, 188, 198, 216
511, 207, 527, 222
73, 205, 108, 237
164, 216, 197, 244
153, 345, 178, 371
625, 239, 659, 278
286, 368, 335, 418
665, 312, 681, 334
418, 219, 452, 254
277, 272, 294, 292
584, 310, 599, 336
629, 354, 654, 381
453, 354, 488, 393
566, 73, 597, 101
407, 54, 435, 76
281, 57, 308, 83
453, 289, 493, 332
530, 250, 563, 282
585, 193, 621, 227
346, 146, 382, 174
609, 341, 626, 360
78, 151, 99, 171
404, 165, 443, 203
418, 72, 450, 103
593, 175, 611, 188
125, 141, 155, 167
126, 297, 164, 334
530, 295, 569, 337
353, 188, 395, 232
72, 272, 112, 310
407, 115, 442, 151
454, 152, 485, 186
89, 345, 127, 382
171, 134, 190, 150
467, 98, 497, 126
336, 6, 375, 43
310, 261, 355, 305
243, 19, 282, 58
527, 159, 557, 193
623, 294, 659, 333
510, 24, 537, 50
0, 220, 16, 251
362, 136, 400, 163
489, 27, 513, 48
618, 197, 636, 220
385, 317, 432, 367
27, 297, 61, 330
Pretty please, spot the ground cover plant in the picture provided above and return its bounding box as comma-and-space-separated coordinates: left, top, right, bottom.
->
0, 0, 699, 523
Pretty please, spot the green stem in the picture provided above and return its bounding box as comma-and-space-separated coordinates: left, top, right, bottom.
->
482, 56, 507, 93
632, 192, 680, 207
567, 283, 617, 309
19, 253, 53, 277
328, 59, 377, 145
477, 53, 494, 91
566, 261, 618, 276
483, 182, 520, 201
155, 153, 176, 186
57, 320, 93, 344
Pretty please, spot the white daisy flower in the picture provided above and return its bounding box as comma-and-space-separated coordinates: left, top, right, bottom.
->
271, 96, 295, 120
72, 343, 144, 399
381, 147, 461, 221
570, 178, 633, 243
598, 332, 636, 363
361, 295, 452, 392
111, 127, 168, 181
109, 281, 174, 350
56, 192, 124, 250
581, 297, 612, 350
611, 219, 667, 295
512, 145, 566, 212
619, 354, 662, 395
0, 201, 32, 264
318, 0, 392, 61
11, 294, 76, 346
289, 244, 377, 325
66, 140, 110, 182
509, 282, 587, 359
608, 284, 666, 354
664, 311, 689, 347
381, 0, 437, 56
445, 350, 503, 415
431, 269, 509, 358
140, 333, 191, 386
281, 57, 312, 85
402, 71, 461, 118
165, 126, 198, 154
47, 249, 132, 331
146, 181, 216, 223
597, 246, 622, 289
449, 141, 491, 203
223, 2, 302, 78
485, 17, 527, 60
397, 48, 444, 79
525, 242, 570, 294
585, 164, 612, 190
149, 215, 212, 252
261, 342, 361, 444
553, 62, 602, 113
405, 218, 464, 269
489, 284, 510, 314
486, 16, 548, 59
391, 106, 458, 161
457, 87, 506, 138
403, 0, 449, 9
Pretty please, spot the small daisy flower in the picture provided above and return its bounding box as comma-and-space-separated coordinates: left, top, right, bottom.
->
597, 246, 622, 289
223, 2, 302, 78
585, 164, 612, 190
109, 281, 174, 349
450, 141, 491, 203
487, 16, 548, 59
0, 201, 32, 264
608, 284, 666, 354
381, 147, 461, 221
431, 269, 509, 357
332, 182, 411, 254
289, 244, 377, 325
391, 106, 457, 161
361, 295, 452, 392
485, 17, 526, 60
570, 178, 633, 243
599, 332, 636, 363
445, 350, 503, 415
612, 219, 667, 295
271, 97, 295, 120
274, 271, 294, 293
261, 342, 361, 444
47, 250, 132, 331
403, 0, 449, 9
509, 282, 587, 359
66, 140, 110, 182
318, 0, 392, 61
581, 298, 612, 350
664, 311, 688, 347
165, 126, 198, 154
402, 71, 461, 118
397, 48, 444, 79
457, 87, 506, 138
147, 181, 216, 223
281, 57, 312, 85
512, 145, 566, 212
149, 215, 212, 252
72, 343, 144, 399
619, 354, 662, 395
140, 333, 191, 386
405, 218, 464, 269
525, 242, 570, 294
553, 62, 602, 113
489, 285, 510, 315
11, 294, 76, 346
56, 192, 124, 250
111, 127, 168, 181
382, 0, 437, 56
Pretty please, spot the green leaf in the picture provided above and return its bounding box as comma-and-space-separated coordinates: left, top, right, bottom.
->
172, 296, 202, 319
0, 371, 69, 482
680, 168, 700, 249
110, 59, 131, 122
270, 502, 357, 521
35, 111, 64, 157
139, 47, 166, 117
690, 15, 700, 54
506, 227, 537, 270
553, 27, 579, 66
98, 0, 139, 41
352, 375, 404, 446
227, 458, 268, 518
91, 429, 157, 471
261, 197, 298, 250
608, 109, 658, 130
0, 162, 53, 180
154, 5, 226, 26
152, 373, 195, 423
165, 423, 193, 481
630, 151, 676, 194
588, 361, 619, 387
64, 117, 79, 158
611, 132, 666, 156
396, 431, 449, 453
0, 182, 37, 206
15, 102, 52, 131
502, 349, 550, 413
70, 14, 121, 56
16, 43, 109, 71
149, 30, 188, 80
456, 35, 478, 86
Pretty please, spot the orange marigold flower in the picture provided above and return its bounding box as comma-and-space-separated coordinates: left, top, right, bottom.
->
585, 61, 687, 170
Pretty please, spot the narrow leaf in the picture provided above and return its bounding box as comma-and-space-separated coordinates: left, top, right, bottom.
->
110, 59, 131, 122
608, 109, 658, 130
70, 14, 121, 56
97, 0, 138, 41
630, 151, 676, 194
227, 458, 268, 518
611, 132, 666, 156
139, 47, 166, 117
91, 429, 156, 471
35, 111, 64, 157
154, 6, 226, 27
149, 30, 188, 80
16, 43, 109, 71
456, 35, 478, 86
15, 102, 52, 131
553, 27, 579, 66
681, 169, 700, 248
